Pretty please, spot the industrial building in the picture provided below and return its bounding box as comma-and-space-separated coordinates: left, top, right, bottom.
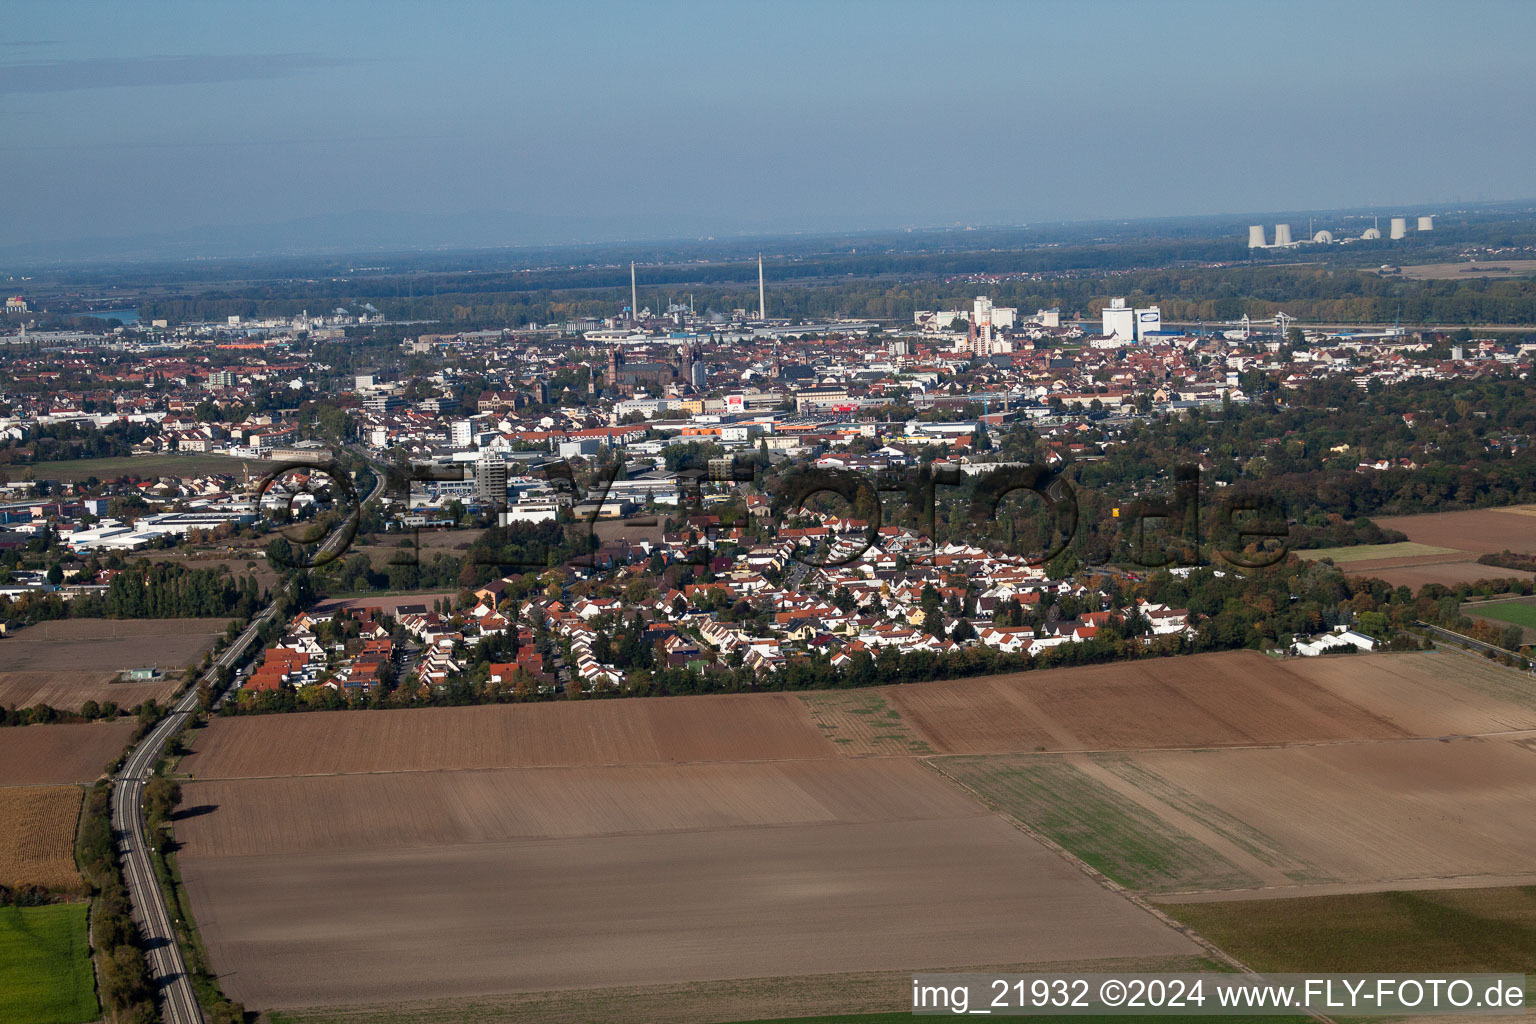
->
1101, 298, 1161, 343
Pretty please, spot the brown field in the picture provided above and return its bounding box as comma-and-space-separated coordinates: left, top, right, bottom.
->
181, 692, 837, 777
1318, 505, 1536, 589
881, 650, 1409, 755
1301, 650, 1536, 736
0, 721, 137, 785
593, 517, 666, 545
1396, 259, 1536, 280
0, 617, 227, 672
930, 652, 1536, 898
0, 670, 180, 712
176, 648, 1536, 1014
1119, 736, 1536, 894
178, 756, 1196, 1009
310, 592, 457, 614
0, 785, 83, 889
1363, 561, 1536, 589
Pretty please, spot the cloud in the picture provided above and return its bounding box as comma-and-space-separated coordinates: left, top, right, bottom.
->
0, 53, 354, 94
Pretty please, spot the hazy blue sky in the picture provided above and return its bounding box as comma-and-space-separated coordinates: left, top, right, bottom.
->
4, 0, 1534, 252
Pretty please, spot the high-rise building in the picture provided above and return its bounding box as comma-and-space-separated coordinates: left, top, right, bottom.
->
473, 457, 508, 505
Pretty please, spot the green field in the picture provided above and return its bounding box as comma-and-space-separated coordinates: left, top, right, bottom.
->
0, 903, 99, 1024
935, 755, 1257, 892
1164, 886, 1536, 973
22, 452, 254, 481
1469, 599, 1536, 629
1299, 541, 1459, 563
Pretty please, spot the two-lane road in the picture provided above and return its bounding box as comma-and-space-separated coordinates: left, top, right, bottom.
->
111, 602, 278, 1024
113, 458, 381, 1022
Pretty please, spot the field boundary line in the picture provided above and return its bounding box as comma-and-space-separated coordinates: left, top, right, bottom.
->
183, 724, 1536, 783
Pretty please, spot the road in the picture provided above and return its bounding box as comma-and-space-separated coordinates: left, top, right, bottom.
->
112, 459, 381, 1023
1415, 620, 1532, 669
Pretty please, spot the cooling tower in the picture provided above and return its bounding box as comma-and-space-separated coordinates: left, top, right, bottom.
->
1273, 224, 1292, 246
1418, 215, 1434, 231
1248, 225, 1267, 248
1390, 217, 1407, 240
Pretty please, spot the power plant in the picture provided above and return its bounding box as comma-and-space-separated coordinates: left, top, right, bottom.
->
1247, 212, 1437, 247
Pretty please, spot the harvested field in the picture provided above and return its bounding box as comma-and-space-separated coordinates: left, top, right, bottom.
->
179, 760, 1196, 1009
0, 670, 179, 712
1290, 505, 1536, 589
1111, 736, 1536, 892
881, 650, 1408, 755
1396, 259, 1536, 280
1364, 561, 1535, 589
181, 692, 836, 777
1298, 650, 1536, 736
310, 592, 456, 615
0, 722, 137, 786
0, 786, 83, 889
24, 452, 250, 481
1, 617, 227, 672
255, 956, 1221, 1024
181, 758, 1010, 855
798, 690, 934, 756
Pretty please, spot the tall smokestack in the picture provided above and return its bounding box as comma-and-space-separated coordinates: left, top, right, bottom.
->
1247, 225, 1267, 249
630, 262, 637, 322
758, 253, 766, 321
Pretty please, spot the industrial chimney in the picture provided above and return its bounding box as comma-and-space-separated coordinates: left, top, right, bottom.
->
758, 253, 766, 321
1273, 224, 1293, 246
1417, 215, 1434, 232
630, 261, 638, 323
1390, 217, 1407, 240
1247, 225, 1267, 248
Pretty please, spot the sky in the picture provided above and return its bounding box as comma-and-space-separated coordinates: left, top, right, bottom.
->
4, 0, 1535, 256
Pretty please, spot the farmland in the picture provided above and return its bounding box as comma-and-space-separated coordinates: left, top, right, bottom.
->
175, 693, 1198, 1012
173, 647, 1536, 1017
1300, 541, 1458, 563
1163, 886, 1536, 973
181, 691, 838, 776
1395, 259, 1536, 280
0, 670, 180, 712
877, 650, 1408, 755
0, 616, 228, 673
1308, 504, 1536, 589
0, 721, 137, 785
1466, 597, 1536, 629
0, 904, 98, 1024
0, 786, 83, 889
21, 452, 252, 481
